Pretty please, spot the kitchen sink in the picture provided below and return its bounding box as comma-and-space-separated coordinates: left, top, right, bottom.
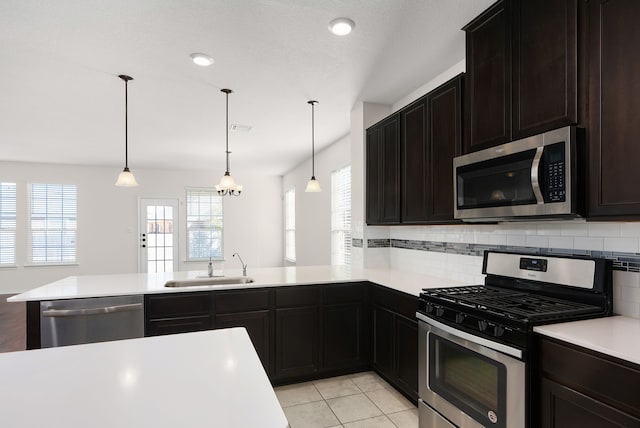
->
164, 276, 255, 287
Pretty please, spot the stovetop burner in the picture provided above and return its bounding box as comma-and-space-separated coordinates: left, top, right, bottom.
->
421, 286, 602, 323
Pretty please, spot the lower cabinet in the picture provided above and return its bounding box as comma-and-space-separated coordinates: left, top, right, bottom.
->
537, 336, 640, 427
371, 285, 419, 403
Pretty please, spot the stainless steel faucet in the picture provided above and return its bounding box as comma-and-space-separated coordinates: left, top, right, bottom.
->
233, 252, 247, 276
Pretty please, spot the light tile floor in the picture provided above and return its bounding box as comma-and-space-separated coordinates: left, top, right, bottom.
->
274, 372, 418, 428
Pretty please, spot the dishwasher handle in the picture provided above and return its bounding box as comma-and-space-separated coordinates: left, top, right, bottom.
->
42, 303, 143, 318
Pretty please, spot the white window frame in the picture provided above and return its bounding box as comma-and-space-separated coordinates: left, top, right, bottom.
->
284, 187, 296, 262
186, 188, 224, 261
0, 182, 17, 266
28, 183, 77, 265
331, 165, 351, 266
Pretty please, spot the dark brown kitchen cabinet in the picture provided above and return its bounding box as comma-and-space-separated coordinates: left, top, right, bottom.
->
322, 283, 369, 372
512, 0, 578, 140
214, 289, 272, 376
401, 97, 428, 223
463, 0, 580, 153
274, 286, 320, 381
371, 285, 419, 403
537, 336, 640, 427
463, 0, 512, 153
427, 74, 463, 222
587, 0, 640, 219
145, 292, 211, 337
366, 113, 401, 225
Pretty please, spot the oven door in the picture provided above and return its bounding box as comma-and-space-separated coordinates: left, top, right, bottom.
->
417, 314, 525, 428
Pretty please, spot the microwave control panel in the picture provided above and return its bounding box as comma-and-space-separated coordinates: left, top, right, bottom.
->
542, 142, 566, 203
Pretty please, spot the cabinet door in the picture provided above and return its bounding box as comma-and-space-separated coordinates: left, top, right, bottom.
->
427, 74, 463, 223
381, 114, 401, 223
372, 305, 395, 381
401, 97, 429, 223
540, 377, 640, 428
588, 0, 640, 218
395, 315, 418, 403
323, 303, 366, 371
512, 0, 578, 139
366, 126, 382, 224
463, 0, 512, 153
216, 310, 271, 376
274, 306, 319, 380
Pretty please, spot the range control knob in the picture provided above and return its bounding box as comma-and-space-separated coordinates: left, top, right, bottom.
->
455, 313, 466, 324
435, 306, 445, 317
425, 303, 434, 314
478, 320, 488, 332
494, 325, 505, 338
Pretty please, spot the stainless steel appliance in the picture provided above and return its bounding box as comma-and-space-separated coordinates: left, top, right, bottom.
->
453, 126, 581, 221
40, 295, 144, 348
416, 251, 612, 428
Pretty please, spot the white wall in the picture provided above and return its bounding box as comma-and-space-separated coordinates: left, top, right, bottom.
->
282, 134, 350, 266
0, 161, 283, 294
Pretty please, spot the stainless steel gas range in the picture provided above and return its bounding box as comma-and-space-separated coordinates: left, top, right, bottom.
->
416, 251, 612, 428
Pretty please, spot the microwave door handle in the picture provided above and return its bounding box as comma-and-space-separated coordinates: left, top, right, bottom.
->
531, 147, 544, 204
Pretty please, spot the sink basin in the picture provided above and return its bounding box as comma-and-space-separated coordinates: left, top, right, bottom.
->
164, 276, 255, 287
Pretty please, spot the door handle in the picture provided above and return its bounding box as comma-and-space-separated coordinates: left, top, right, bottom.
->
531, 146, 544, 204
42, 303, 143, 317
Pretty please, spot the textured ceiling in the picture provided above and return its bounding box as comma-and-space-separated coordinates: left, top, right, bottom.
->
0, 0, 494, 176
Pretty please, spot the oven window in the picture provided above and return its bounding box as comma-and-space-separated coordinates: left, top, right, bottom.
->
456, 149, 537, 209
429, 334, 506, 428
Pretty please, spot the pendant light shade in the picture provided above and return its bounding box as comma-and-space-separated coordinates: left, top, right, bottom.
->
305, 100, 321, 193
216, 89, 243, 196
115, 74, 139, 187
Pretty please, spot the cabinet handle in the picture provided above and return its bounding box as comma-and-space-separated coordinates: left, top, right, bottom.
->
42, 303, 143, 317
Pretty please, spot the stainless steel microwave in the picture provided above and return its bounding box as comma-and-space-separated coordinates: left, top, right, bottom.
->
453, 126, 581, 222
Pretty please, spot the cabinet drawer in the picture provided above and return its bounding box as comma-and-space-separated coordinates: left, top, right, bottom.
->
215, 289, 269, 314
539, 337, 640, 417
323, 283, 365, 305
145, 292, 210, 319
146, 315, 210, 336
275, 286, 319, 308
370, 285, 418, 320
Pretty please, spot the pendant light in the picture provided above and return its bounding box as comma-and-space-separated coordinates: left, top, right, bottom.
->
305, 100, 321, 192
216, 89, 243, 196
115, 74, 139, 187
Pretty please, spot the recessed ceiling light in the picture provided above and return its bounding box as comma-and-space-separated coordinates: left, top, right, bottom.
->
328, 18, 355, 36
190, 53, 214, 67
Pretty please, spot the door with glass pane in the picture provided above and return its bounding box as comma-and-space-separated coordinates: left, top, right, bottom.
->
139, 198, 179, 273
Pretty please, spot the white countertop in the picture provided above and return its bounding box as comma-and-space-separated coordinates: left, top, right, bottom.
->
534, 316, 640, 366
0, 328, 288, 428
7, 265, 468, 302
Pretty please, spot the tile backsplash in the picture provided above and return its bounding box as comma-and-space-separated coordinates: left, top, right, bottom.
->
357, 221, 640, 319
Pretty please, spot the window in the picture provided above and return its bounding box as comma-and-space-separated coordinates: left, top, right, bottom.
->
331, 165, 351, 266
0, 182, 16, 265
186, 188, 223, 260
30, 183, 77, 264
284, 188, 295, 262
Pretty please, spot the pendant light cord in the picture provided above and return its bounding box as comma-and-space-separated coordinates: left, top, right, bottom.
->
124, 78, 129, 169
308, 100, 318, 178
222, 89, 233, 173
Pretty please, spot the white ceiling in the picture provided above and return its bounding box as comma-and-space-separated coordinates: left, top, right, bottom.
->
0, 0, 493, 176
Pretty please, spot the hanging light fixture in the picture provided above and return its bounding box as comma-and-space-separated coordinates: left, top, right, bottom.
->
115, 74, 139, 187
305, 100, 321, 192
216, 89, 243, 196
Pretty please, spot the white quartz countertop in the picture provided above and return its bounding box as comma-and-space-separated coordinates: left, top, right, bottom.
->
534, 316, 640, 366
0, 327, 288, 428
7, 265, 468, 302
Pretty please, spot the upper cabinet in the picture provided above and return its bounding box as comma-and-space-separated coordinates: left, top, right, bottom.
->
366, 74, 463, 225
463, 0, 580, 153
587, 0, 640, 219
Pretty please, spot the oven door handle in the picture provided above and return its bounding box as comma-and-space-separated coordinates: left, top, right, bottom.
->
416, 312, 523, 359
531, 146, 544, 204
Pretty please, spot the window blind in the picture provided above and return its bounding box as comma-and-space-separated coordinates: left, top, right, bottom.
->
331, 165, 351, 266
30, 183, 77, 264
0, 182, 16, 265
186, 188, 223, 260
284, 188, 295, 262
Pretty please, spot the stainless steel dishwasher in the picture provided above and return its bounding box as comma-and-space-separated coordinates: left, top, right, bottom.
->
40, 295, 144, 348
